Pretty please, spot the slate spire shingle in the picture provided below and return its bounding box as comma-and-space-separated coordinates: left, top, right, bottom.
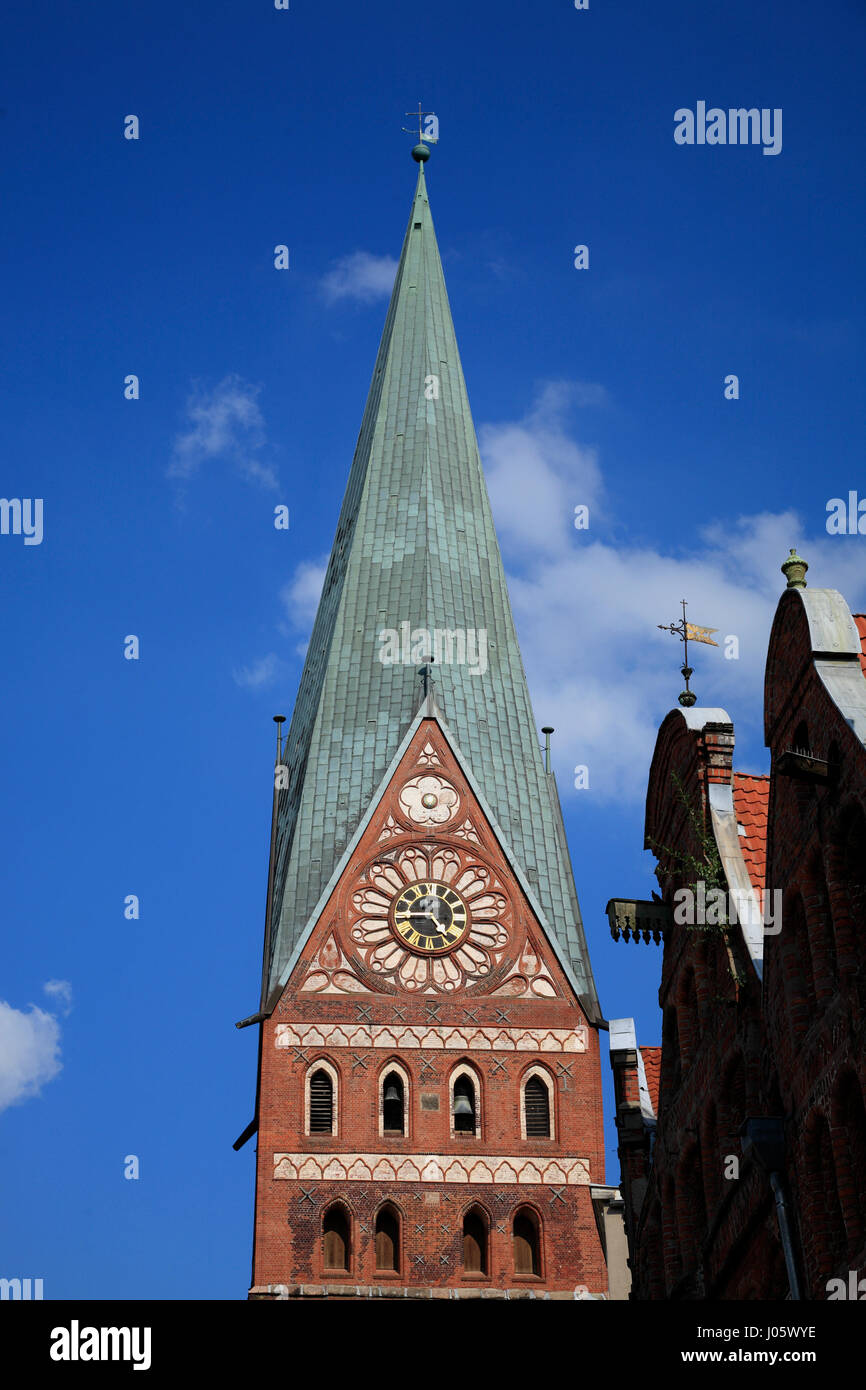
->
266, 150, 599, 1013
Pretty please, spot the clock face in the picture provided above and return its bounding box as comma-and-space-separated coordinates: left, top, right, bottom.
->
350, 846, 510, 992
391, 879, 470, 955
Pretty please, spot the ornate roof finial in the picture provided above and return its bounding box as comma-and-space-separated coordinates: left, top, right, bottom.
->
781, 547, 808, 589
657, 599, 719, 708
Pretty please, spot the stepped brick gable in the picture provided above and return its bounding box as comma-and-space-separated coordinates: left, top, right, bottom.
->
609, 558, 866, 1300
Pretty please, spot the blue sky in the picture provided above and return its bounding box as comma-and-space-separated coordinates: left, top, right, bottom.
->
2, 0, 864, 1298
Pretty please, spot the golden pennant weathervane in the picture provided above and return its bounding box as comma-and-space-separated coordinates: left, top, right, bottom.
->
658, 599, 718, 707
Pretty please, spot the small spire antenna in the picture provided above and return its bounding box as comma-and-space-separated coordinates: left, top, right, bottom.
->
418, 655, 435, 701
541, 726, 554, 774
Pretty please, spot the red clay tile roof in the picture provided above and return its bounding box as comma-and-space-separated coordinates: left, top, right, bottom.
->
732, 773, 770, 894
854, 614, 866, 678
640, 1046, 661, 1116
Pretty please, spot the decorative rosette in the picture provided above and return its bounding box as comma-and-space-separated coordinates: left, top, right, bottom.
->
349, 846, 509, 993
398, 775, 459, 825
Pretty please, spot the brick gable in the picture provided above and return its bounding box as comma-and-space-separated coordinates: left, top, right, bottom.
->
250, 716, 607, 1297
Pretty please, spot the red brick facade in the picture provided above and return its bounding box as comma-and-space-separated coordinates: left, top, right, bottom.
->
610, 569, 866, 1300
249, 716, 607, 1298
761, 584, 866, 1298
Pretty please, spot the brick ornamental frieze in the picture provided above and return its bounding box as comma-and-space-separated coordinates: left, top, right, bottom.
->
272, 1153, 591, 1185
274, 1021, 589, 1052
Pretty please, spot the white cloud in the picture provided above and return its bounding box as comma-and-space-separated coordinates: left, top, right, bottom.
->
240, 562, 328, 689
281, 558, 328, 628
169, 375, 279, 490
480, 381, 607, 558
0, 998, 63, 1113
279, 557, 329, 658
43, 979, 73, 1016
233, 653, 285, 691
320, 252, 398, 305
479, 384, 866, 803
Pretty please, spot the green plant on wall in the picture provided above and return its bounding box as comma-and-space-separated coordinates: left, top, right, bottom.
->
647, 772, 746, 988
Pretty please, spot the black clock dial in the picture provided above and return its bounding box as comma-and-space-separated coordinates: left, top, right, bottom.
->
391, 880, 469, 954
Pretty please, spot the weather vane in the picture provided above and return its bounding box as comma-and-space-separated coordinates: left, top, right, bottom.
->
657, 599, 718, 707
403, 103, 438, 144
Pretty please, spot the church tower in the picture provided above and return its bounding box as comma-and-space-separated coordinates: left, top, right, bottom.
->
244, 143, 607, 1299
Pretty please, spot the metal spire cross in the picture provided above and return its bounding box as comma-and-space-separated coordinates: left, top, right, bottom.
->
657, 599, 718, 708
403, 103, 438, 143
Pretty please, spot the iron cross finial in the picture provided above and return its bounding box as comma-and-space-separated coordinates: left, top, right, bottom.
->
403, 103, 438, 143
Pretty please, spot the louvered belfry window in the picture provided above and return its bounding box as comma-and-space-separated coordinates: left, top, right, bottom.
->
309, 1069, 334, 1133
524, 1076, 550, 1138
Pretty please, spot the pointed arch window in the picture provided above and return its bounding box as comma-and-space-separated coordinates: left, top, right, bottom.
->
381, 1067, 407, 1137
462, 1207, 488, 1275
322, 1204, 350, 1272
513, 1207, 541, 1276
306, 1061, 338, 1136
809, 1116, 847, 1279
841, 803, 866, 937
453, 1075, 476, 1134
834, 1073, 866, 1256
374, 1205, 400, 1273
784, 893, 816, 1043
522, 1070, 552, 1139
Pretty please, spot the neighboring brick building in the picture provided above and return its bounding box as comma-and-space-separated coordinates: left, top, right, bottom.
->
608, 552, 866, 1299
236, 143, 610, 1300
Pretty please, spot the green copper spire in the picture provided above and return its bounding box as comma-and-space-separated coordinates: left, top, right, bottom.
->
265, 150, 599, 1012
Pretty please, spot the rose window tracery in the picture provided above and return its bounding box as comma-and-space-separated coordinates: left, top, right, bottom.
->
349, 844, 510, 993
